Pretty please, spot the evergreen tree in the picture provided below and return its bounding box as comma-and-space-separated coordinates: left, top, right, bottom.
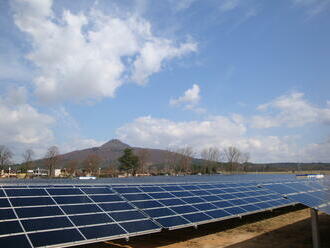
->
118, 148, 139, 176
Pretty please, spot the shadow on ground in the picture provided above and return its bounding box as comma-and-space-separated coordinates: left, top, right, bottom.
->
76, 205, 330, 248
225, 213, 330, 248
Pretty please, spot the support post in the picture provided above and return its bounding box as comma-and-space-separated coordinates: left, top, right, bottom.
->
310, 208, 320, 248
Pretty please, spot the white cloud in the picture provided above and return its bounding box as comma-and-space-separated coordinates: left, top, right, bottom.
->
0, 88, 106, 161
292, 0, 330, 16
170, 84, 201, 106
170, 84, 205, 113
169, 0, 197, 11
116, 113, 330, 163
0, 87, 54, 160
60, 138, 105, 154
302, 138, 330, 162
11, 0, 197, 103
115, 115, 306, 162
219, 0, 240, 12
116, 115, 246, 149
132, 41, 197, 85
251, 92, 330, 128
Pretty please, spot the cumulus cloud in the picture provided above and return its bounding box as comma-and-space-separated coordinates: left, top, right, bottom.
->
0, 87, 54, 160
11, 0, 197, 103
251, 92, 330, 128
0, 87, 106, 161
170, 84, 205, 112
132, 41, 197, 85
115, 115, 310, 162
302, 138, 330, 162
116, 115, 246, 149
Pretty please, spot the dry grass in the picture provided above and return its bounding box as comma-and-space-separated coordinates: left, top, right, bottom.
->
76, 206, 330, 248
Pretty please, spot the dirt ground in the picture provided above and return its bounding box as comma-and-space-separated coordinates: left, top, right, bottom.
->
78, 206, 330, 248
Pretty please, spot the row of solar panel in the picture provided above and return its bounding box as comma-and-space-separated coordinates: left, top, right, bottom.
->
0, 180, 309, 248
0, 197, 292, 236
0, 182, 261, 188
0, 219, 160, 248
0, 184, 270, 195
263, 179, 330, 214
0, 200, 292, 247
0, 189, 275, 200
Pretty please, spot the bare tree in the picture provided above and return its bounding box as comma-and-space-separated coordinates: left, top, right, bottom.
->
107, 162, 118, 177
136, 149, 149, 174
176, 147, 194, 174
45, 146, 59, 177
164, 148, 180, 174
0, 145, 13, 170
240, 152, 250, 172
82, 154, 102, 175
201, 147, 222, 174
66, 160, 78, 176
224, 146, 241, 172
22, 149, 34, 172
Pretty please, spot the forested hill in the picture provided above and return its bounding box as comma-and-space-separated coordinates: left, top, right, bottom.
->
26, 139, 330, 172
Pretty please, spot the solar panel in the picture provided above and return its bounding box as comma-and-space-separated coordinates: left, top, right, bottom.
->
262, 179, 330, 214
110, 182, 294, 230
0, 185, 162, 248
0, 180, 297, 247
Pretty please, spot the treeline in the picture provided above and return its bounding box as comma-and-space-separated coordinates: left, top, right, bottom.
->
1, 144, 329, 178
0, 145, 252, 177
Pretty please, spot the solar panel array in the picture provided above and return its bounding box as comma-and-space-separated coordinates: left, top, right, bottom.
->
262, 178, 330, 215
0, 182, 296, 248
113, 183, 293, 229
0, 185, 161, 248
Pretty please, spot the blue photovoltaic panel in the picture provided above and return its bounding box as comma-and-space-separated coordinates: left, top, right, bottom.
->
28, 228, 84, 247
0, 179, 301, 247
15, 206, 63, 218
120, 219, 161, 233
0, 220, 23, 235
9, 197, 55, 207
5, 189, 47, 197
21, 216, 73, 232
0, 235, 32, 248
90, 194, 123, 202
155, 216, 190, 228
69, 213, 113, 226
79, 223, 126, 240
262, 178, 330, 214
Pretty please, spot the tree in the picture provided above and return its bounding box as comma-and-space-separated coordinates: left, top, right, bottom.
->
82, 154, 102, 175
224, 146, 241, 172
44, 146, 59, 177
66, 160, 78, 176
136, 149, 149, 174
118, 148, 139, 176
201, 147, 222, 174
240, 152, 250, 172
176, 147, 194, 174
22, 149, 34, 173
0, 145, 13, 170
107, 162, 118, 177
164, 148, 181, 174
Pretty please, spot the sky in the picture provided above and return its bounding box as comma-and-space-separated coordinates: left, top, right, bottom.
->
0, 0, 330, 163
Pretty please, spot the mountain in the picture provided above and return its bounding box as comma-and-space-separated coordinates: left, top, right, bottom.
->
35, 139, 178, 168
29, 139, 330, 171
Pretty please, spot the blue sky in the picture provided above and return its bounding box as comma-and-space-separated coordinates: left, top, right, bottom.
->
0, 0, 329, 163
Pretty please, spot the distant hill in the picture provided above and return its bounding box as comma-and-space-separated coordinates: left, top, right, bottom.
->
28, 139, 330, 171
33, 139, 184, 168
